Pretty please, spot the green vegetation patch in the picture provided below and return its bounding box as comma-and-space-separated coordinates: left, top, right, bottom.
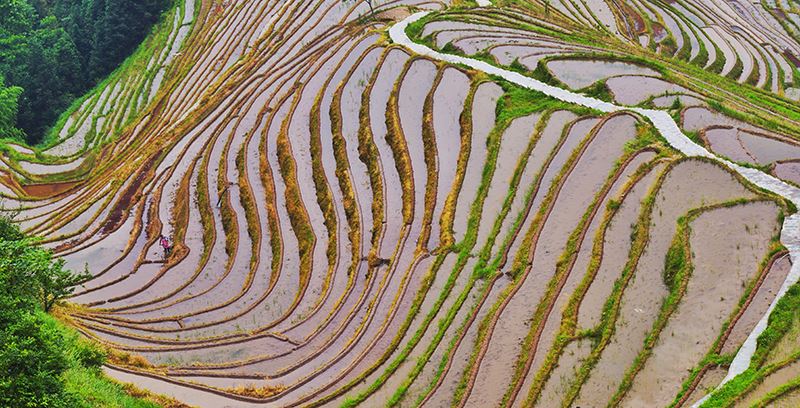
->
0, 0, 172, 144
0, 215, 169, 407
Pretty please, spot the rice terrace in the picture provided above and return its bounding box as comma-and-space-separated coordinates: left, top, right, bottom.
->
6, 0, 800, 406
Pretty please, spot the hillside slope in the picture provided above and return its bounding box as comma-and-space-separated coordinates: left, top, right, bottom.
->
4, 0, 800, 406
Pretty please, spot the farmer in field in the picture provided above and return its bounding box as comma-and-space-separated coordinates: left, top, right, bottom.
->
159, 234, 172, 258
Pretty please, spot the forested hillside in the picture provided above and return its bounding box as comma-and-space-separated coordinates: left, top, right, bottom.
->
0, 0, 170, 144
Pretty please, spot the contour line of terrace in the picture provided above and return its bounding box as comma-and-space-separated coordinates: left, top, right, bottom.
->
387, 7, 800, 407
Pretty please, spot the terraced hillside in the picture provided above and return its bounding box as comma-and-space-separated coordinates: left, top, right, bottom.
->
5, 0, 800, 406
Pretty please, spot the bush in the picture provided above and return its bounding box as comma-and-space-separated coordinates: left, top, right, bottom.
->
0, 214, 23, 241
0, 311, 76, 408
72, 339, 106, 368
0, 215, 111, 407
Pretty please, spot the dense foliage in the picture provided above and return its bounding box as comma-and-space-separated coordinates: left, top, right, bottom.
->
0, 76, 23, 139
0, 0, 171, 144
0, 217, 159, 407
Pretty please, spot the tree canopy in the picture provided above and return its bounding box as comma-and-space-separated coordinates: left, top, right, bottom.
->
0, 217, 92, 407
0, 215, 164, 407
0, 0, 170, 144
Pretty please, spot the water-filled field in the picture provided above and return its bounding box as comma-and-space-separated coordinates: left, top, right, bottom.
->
5, 0, 800, 406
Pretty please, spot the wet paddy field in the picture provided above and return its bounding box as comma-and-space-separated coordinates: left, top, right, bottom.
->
4, 0, 800, 406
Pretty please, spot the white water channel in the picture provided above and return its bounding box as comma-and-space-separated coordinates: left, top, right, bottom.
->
389, 10, 800, 406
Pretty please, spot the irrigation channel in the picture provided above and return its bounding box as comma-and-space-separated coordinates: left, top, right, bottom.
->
388, 9, 800, 408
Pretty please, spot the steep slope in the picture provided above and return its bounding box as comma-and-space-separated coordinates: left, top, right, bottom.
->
2, 0, 800, 407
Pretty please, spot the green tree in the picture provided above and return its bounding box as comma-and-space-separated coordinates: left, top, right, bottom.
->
0, 0, 36, 36
52, 0, 98, 70
0, 212, 22, 240
0, 0, 170, 143
0, 225, 69, 407
0, 222, 90, 312
14, 20, 82, 140
0, 312, 75, 408
0, 217, 93, 407
0, 76, 24, 139
90, 0, 168, 79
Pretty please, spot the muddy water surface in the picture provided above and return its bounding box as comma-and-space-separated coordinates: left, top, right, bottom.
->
474, 113, 540, 247
536, 339, 591, 407
514, 150, 657, 407
430, 68, 470, 249
490, 110, 572, 258
369, 49, 410, 258
452, 82, 502, 243
705, 127, 756, 164
423, 275, 511, 408
623, 201, 781, 407
546, 59, 659, 89
682, 366, 728, 407
606, 76, 692, 106
722, 254, 792, 355
576, 159, 756, 407
775, 161, 800, 186
734, 360, 800, 407
466, 114, 636, 407
577, 161, 666, 328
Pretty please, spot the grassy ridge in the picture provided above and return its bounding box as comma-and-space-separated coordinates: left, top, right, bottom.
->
54, 313, 182, 408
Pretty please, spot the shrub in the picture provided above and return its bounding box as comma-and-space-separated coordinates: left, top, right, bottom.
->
0, 214, 148, 407
0, 311, 76, 408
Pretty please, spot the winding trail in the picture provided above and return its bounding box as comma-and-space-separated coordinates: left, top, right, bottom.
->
389, 10, 800, 407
